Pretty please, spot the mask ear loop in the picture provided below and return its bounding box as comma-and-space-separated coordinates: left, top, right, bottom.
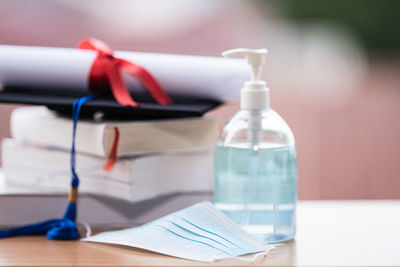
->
240, 250, 270, 263
223, 247, 275, 263
78, 221, 92, 238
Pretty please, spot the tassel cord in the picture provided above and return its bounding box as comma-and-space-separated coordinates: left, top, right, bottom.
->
0, 95, 95, 240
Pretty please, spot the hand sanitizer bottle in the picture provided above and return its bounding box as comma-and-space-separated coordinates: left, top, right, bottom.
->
214, 48, 297, 243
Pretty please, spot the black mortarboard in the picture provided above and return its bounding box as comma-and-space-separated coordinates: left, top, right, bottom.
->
0, 87, 220, 120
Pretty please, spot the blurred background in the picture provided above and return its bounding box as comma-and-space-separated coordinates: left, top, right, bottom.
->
0, 0, 399, 200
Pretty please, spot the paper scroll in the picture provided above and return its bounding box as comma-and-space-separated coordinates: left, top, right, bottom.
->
0, 45, 250, 102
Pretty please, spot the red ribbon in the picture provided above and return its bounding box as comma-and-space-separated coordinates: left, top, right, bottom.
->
77, 38, 173, 171
77, 38, 173, 106
103, 127, 119, 171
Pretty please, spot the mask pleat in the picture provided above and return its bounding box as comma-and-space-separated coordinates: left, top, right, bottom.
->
154, 224, 232, 256
171, 216, 243, 251
166, 219, 232, 251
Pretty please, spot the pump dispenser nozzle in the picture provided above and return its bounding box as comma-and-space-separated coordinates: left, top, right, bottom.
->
222, 48, 267, 81
222, 48, 269, 110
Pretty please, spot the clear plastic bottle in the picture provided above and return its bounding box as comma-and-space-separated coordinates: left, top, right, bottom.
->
214, 49, 297, 243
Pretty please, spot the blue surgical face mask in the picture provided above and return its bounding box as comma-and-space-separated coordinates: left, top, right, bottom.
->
82, 202, 273, 262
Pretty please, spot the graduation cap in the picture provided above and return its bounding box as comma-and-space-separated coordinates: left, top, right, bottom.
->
0, 38, 224, 240
0, 39, 221, 119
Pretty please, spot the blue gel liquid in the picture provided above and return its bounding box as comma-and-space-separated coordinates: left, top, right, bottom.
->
214, 145, 297, 243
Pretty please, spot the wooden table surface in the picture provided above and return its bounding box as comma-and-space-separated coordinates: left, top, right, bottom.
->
0, 200, 399, 267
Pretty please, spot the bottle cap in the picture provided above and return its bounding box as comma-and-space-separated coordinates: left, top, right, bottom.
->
222, 48, 269, 110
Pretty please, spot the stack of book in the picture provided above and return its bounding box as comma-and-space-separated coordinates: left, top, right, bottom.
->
2, 106, 218, 202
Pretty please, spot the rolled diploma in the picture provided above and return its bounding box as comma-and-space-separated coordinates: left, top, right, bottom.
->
0, 45, 249, 102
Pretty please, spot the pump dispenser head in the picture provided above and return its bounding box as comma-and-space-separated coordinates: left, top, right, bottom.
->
223, 48, 269, 110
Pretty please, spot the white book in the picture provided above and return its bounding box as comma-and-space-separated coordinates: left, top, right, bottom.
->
11, 106, 218, 157
0, 172, 212, 227
2, 138, 213, 202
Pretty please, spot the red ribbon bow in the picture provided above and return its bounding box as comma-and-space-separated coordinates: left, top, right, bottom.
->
78, 38, 173, 106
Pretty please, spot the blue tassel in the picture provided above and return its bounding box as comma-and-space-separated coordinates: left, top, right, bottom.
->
0, 219, 79, 240
63, 202, 77, 222
0, 95, 95, 240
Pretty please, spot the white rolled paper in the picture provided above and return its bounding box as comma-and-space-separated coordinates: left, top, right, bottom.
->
0, 45, 250, 102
